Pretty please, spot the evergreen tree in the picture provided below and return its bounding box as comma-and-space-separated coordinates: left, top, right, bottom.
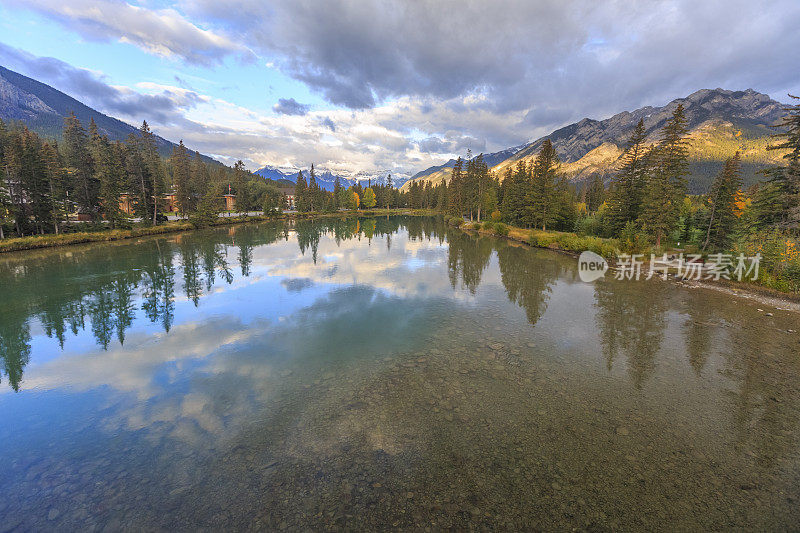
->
639, 104, 690, 247
19, 129, 50, 233
758, 94, 800, 229
703, 153, 742, 251
40, 141, 67, 233
63, 113, 97, 220
294, 170, 308, 211
525, 139, 560, 230
447, 157, 465, 216
171, 140, 191, 214
583, 174, 605, 213
233, 160, 249, 212
501, 161, 528, 225
138, 121, 164, 225
333, 175, 342, 209
191, 151, 210, 200
308, 164, 319, 211
606, 119, 650, 233
0, 121, 13, 238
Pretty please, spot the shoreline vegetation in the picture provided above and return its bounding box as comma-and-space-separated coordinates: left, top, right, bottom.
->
445, 215, 800, 304
0, 209, 429, 254
3, 97, 799, 296
4, 207, 800, 306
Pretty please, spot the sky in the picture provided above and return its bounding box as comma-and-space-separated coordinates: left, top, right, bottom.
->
0, 0, 799, 178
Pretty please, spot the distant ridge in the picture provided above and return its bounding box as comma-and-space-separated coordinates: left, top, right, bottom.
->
0, 65, 216, 163
402, 88, 788, 194
254, 165, 410, 192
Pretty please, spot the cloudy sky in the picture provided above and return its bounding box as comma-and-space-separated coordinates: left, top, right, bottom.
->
1, 0, 799, 177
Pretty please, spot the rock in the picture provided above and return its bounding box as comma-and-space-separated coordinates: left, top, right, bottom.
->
551, 482, 562, 490
615, 426, 630, 436
47, 508, 60, 521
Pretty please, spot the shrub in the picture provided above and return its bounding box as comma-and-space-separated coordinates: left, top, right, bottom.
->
482, 221, 495, 232
495, 223, 509, 236
472, 222, 482, 230
491, 210, 502, 222
618, 221, 651, 255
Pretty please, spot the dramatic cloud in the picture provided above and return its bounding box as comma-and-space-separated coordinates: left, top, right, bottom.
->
2, 0, 800, 177
0, 43, 201, 124
273, 97, 310, 116
185, 0, 800, 117
5, 0, 252, 65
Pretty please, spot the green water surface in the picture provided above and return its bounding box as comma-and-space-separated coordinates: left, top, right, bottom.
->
0, 216, 799, 530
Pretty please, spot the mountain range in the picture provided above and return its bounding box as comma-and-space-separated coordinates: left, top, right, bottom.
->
401, 88, 788, 194
0, 65, 787, 195
0, 65, 217, 163
254, 165, 410, 192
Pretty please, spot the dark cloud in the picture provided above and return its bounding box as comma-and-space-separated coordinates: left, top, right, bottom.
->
273, 97, 310, 116
189, 0, 800, 123
319, 116, 336, 132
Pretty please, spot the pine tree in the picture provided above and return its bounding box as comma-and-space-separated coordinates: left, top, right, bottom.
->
333, 175, 342, 209
232, 160, 249, 212
759, 94, 800, 229
639, 104, 690, 247
19, 129, 50, 233
525, 139, 559, 230
447, 157, 465, 216
171, 140, 191, 214
191, 151, 210, 200
63, 113, 97, 220
137, 121, 164, 225
294, 170, 308, 211
308, 164, 319, 211
0, 123, 11, 238
703, 153, 742, 251
606, 119, 650, 233
40, 141, 67, 233
583, 175, 605, 213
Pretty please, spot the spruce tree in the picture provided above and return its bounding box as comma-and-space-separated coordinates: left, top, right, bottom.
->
40, 141, 67, 233
702, 153, 742, 251
525, 140, 559, 230
333, 175, 342, 209
447, 157, 465, 216
639, 104, 690, 247
294, 170, 308, 211
232, 160, 249, 212
583, 175, 605, 213
606, 119, 650, 233
19, 129, 50, 233
63, 113, 98, 220
138, 121, 164, 225
171, 140, 191, 214
759, 94, 800, 229
191, 151, 210, 200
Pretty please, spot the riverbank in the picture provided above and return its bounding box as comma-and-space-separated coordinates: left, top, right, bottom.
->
448, 216, 800, 304
448, 216, 621, 259
0, 209, 430, 254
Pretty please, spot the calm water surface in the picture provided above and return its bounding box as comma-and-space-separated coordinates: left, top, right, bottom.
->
1, 216, 799, 531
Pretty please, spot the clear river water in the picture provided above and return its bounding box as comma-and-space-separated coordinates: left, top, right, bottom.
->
0, 216, 799, 531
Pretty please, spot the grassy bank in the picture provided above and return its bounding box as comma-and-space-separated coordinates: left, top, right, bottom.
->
445, 216, 621, 259
446, 215, 800, 296
0, 209, 429, 254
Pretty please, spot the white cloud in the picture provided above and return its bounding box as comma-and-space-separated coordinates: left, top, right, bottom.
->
6, 0, 253, 65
